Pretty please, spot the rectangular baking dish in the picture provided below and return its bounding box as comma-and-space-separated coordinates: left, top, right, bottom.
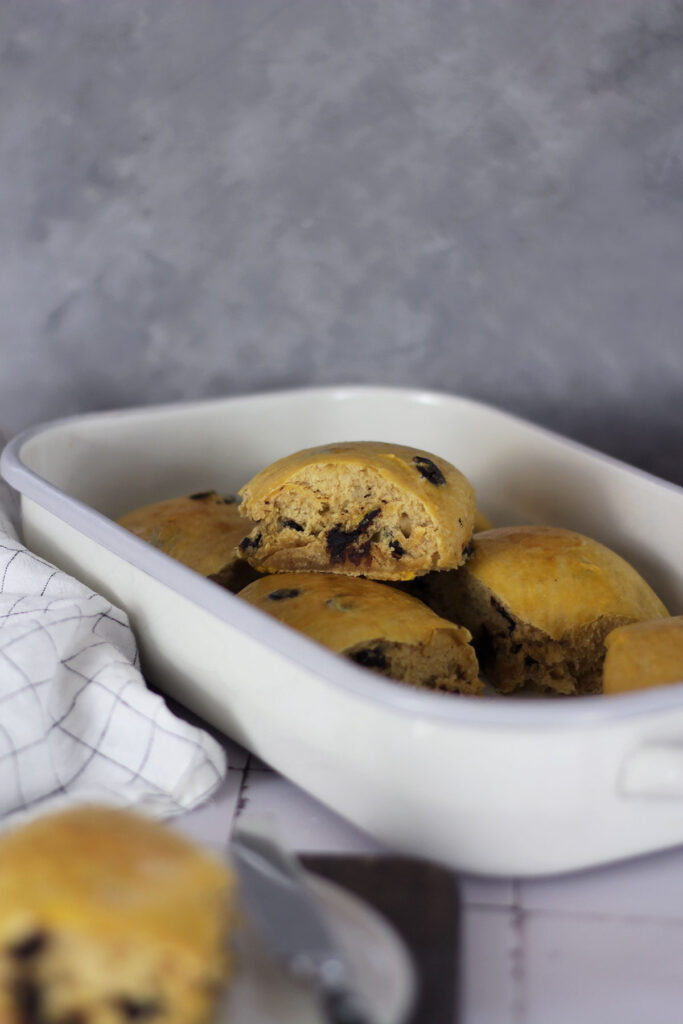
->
3, 386, 683, 877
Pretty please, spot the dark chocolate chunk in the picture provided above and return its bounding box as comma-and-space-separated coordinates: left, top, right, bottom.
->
326, 509, 381, 564
325, 530, 347, 561
490, 597, 516, 634
350, 647, 389, 671
347, 539, 372, 566
239, 532, 262, 551
113, 998, 162, 1020
188, 491, 215, 501
524, 654, 538, 668
477, 629, 495, 667
267, 588, 300, 601
458, 517, 463, 527
412, 456, 446, 486
8, 932, 49, 960
355, 508, 381, 534
389, 539, 405, 560
280, 518, 304, 532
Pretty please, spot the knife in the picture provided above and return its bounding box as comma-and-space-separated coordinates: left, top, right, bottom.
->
231, 818, 376, 1024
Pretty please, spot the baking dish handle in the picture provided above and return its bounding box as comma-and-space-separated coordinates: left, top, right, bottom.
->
619, 744, 683, 798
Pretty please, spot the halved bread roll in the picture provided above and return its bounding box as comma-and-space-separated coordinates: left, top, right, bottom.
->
237, 441, 476, 581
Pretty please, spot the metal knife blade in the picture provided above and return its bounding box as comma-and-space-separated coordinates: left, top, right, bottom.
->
231, 818, 375, 1024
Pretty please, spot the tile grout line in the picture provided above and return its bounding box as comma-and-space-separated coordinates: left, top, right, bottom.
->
510, 880, 527, 1024
462, 899, 518, 912
517, 905, 683, 927
233, 753, 253, 824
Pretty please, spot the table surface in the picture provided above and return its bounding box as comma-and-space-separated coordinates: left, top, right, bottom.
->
173, 734, 683, 1024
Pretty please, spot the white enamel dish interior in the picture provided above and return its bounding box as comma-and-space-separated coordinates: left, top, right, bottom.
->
3, 387, 683, 877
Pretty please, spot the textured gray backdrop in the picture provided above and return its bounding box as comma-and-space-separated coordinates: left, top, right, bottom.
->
2, 0, 682, 483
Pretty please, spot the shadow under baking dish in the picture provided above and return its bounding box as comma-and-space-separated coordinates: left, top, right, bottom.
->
2, 386, 683, 876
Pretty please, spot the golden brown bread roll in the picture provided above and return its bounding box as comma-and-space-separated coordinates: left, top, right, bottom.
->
431, 525, 668, 695
237, 441, 476, 581
238, 571, 482, 694
117, 491, 258, 591
0, 806, 234, 1024
603, 616, 683, 694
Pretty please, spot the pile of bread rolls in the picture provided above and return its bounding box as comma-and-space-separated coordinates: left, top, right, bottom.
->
118, 442, 682, 698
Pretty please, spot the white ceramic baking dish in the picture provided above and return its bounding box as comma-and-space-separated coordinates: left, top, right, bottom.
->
3, 387, 683, 877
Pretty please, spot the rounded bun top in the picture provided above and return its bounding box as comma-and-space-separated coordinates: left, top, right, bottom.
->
464, 525, 668, 639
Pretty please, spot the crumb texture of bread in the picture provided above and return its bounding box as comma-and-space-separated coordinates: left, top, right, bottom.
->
237, 442, 476, 580
603, 615, 683, 693
117, 491, 254, 584
0, 806, 234, 1024
238, 571, 482, 694
432, 526, 669, 695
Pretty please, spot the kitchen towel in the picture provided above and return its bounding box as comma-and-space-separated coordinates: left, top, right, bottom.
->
0, 492, 227, 829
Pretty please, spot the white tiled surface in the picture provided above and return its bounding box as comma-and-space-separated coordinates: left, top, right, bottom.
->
519, 914, 683, 1024
176, 741, 683, 1024
460, 909, 517, 1024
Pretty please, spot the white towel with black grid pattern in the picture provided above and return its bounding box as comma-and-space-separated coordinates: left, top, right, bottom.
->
0, 497, 227, 829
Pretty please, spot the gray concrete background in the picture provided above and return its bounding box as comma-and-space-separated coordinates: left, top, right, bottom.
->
1, 0, 682, 483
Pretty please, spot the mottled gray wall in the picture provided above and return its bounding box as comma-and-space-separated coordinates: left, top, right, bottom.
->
2, 0, 682, 483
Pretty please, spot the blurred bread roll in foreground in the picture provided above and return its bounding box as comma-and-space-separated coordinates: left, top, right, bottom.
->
0, 806, 234, 1024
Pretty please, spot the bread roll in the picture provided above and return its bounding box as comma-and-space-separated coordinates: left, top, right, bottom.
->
237, 441, 476, 581
0, 806, 234, 1024
118, 491, 258, 591
239, 571, 482, 694
603, 616, 683, 694
433, 526, 668, 695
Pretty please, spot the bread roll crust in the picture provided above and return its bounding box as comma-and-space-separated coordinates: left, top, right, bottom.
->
118, 491, 256, 588
463, 526, 667, 639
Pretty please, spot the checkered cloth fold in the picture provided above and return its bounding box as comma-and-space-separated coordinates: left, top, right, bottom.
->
0, 496, 227, 829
